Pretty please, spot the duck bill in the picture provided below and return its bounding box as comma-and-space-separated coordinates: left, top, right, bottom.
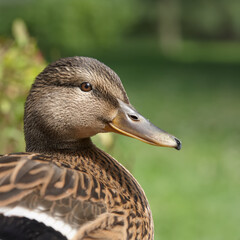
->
106, 100, 181, 150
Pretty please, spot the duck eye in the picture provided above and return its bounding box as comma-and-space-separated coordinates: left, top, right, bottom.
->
80, 82, 92, 92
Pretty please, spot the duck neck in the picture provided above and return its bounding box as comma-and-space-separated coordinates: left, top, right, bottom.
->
25, 136, 94, 154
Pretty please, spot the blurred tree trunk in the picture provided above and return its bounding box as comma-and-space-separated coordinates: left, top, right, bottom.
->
157, 0, 182, 54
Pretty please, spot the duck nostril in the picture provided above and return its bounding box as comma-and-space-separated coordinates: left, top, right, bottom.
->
128, 114, 139, 121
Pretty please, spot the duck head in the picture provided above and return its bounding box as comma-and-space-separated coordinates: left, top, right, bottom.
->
24, 57, 181, 152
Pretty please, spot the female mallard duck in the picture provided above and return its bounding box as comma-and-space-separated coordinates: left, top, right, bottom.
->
0, 57, 181, 240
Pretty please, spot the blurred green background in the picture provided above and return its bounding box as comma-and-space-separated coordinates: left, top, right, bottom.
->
0, 0, 240, 239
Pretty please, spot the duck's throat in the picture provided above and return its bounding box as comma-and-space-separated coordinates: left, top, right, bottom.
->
25, 135, 94, 154
50, 138, 94, 151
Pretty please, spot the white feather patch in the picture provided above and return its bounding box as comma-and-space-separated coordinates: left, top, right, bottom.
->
0, 206, 77, 239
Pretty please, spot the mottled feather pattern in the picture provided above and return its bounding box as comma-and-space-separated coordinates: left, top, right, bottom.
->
0, 151, 153, 239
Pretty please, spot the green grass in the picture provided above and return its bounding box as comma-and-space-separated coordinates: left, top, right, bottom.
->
93, 52, 240, 240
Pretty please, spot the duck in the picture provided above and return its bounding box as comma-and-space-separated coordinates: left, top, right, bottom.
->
0, 57, 181, 240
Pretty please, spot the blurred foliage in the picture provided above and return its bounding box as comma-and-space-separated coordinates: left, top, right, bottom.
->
136, 0, 240, 53
1, 0, 240, 60
0, 19, 46, 153
0, 0, 140, 60
179, 0, 240, 40
138, 0, 240, 39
